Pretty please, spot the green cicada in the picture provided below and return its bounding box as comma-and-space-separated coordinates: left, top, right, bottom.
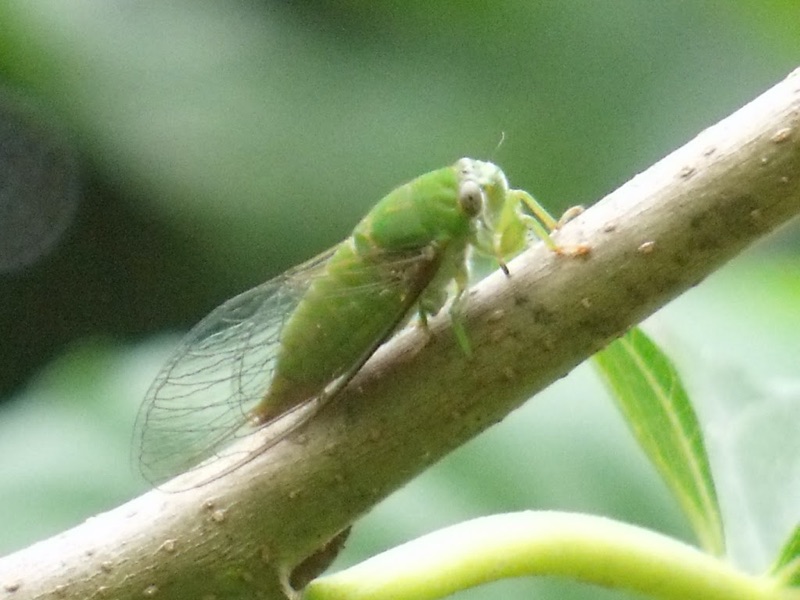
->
135, 158, 580, 487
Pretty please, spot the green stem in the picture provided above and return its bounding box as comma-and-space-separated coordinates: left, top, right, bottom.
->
304, 511, 798, 600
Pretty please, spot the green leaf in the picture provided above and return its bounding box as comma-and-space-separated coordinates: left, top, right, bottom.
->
771, 525, 800, 587
593, 327, 724, 556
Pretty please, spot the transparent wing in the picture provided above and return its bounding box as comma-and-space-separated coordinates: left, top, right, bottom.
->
134, 244, 440, 488
134, 253, 326, 487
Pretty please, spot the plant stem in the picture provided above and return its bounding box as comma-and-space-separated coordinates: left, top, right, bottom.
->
306, 511, 798, 600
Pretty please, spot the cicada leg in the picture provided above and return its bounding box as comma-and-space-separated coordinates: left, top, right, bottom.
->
448, 263, 473, 358
509, 189, 589, 257
415, 257, 473, 358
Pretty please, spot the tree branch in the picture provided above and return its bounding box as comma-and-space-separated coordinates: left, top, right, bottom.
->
2, 67, 800, 600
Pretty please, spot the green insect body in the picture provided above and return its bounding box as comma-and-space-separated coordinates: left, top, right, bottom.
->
136, 158, 571, 486
255, 162, 486, 424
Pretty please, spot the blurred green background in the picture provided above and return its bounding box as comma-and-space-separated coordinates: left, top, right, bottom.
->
1, 2, 799, 598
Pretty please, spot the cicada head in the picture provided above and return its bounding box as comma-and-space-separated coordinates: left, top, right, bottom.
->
453, 157, 510, 231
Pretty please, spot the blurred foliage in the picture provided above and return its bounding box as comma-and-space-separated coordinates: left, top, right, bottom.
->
0, 2, 798, 599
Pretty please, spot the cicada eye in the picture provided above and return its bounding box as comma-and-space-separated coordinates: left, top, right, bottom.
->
458, 180, 483, 217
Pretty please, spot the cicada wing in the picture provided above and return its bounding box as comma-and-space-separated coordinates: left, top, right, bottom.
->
133, 266, 314, 486
134, 242, 445, 489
